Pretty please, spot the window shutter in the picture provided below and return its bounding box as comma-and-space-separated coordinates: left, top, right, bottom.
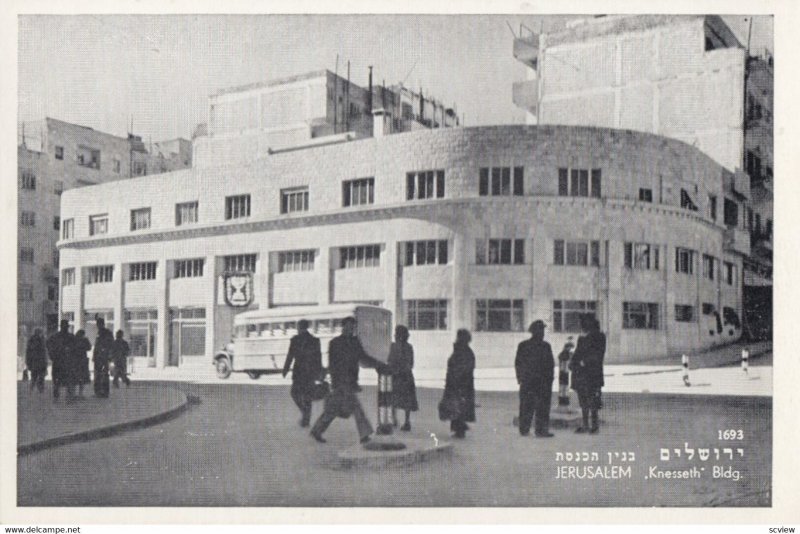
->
591, 169, 601, 198
436, 170, 445, 198
513, 167, 524, 196
479, 168, 489, 196
554, 240, 564, 265
558, 168, 568, 196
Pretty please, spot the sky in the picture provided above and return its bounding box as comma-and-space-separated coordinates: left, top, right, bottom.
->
17, 14, 773, 143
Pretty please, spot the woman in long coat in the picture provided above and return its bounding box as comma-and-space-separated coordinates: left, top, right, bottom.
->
73, 330, 92, 398
388, 325, 419, 431
569, 315, 607, 434
439, 329, 476, 438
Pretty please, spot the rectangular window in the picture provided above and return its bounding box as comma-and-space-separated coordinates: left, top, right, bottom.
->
403, 240, 448, 266
225, 194, 251, 220
339, 245, 381, 269
708, 195, 717, 221
281, 187, 309, 214
18, 284, 34, 301
89, 214, 108, 236
675, 305, 695, 323
53, 249, 59, 269
20, 248, 34, 263
62, 218, 74, 239
86, 265, 114, 284
553, 239, 600, 266
174, 258, 205, 278
675, 248, 695, 275
475, 299, 525, 332
680, 189, 698, 211
53, 216, 60, 231
623, 243, 660, 270
113, 159, 121, 173
130, 208, 151, 231
343, 178, 375, 207
55, 146, 64, 160
553, 300, 598, 333
61, 268, 75, 287
406, 299, 448, 330
639, 188, 653, 202
724, 261, 737, 286
278, 250, 315, 272
558, 168, 601, 197
406, 170, 445, 200
623, 302, 659, 330
76, 146, 101, 169
175, 201, 199, 226
48, 285, 57, 301
129, 262, 157, 281
223, 254, 257, 273
723, 198, 739, 227
54, 180, 64, 195
479, 167, 523, 197
20, 170, 36, 190
702, 254, 716, 281
475, 239, 525, 265
20, 211, 36, 227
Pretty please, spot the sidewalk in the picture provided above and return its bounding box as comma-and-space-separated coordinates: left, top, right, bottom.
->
17, 381, 188, 455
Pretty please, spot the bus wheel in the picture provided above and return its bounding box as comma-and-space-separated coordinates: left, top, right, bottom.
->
215, 357, 232, 379
246, 371, 262, 380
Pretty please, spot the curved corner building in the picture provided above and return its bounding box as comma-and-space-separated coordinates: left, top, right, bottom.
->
57, 125, 746, 370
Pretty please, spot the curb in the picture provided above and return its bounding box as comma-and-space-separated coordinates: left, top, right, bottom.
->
17, 391, 191, 456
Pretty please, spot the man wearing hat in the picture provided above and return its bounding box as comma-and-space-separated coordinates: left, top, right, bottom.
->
47, 320, 76, 401
283, 319, 323, 427
515, 320, 555, 437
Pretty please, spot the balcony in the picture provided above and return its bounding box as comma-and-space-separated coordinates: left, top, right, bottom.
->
731, 169, 750, 200
723, 226, 751, 256
513, 33, 540, 69
512, 79, 539, 114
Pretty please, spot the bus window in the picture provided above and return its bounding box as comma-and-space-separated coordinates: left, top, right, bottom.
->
284, 321, 297, 337
235, 325, 247, 338
316, 319, 331, 334
247, 324, 260, 337
332, 319, 343, 334
259, 323, 272, 337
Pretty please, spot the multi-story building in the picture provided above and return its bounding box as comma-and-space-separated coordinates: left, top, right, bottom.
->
17, 118, 192, 354
58, 120, 745, 370
512, 14, 772, 338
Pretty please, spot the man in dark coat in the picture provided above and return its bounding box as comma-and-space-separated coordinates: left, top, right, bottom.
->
93, 318, 114, 398
47, 320, 75, 400
283, 319, 323, 427
25, 328, 48, 393
570, 315, 607, 434
310, 317, 387, 444
112, 330, 131, 388
439, 329, 476, 439
515, 320, 555, 437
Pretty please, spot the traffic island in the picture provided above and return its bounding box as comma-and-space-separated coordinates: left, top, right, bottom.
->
17, 381, 189, 455
338, 436, 453, 468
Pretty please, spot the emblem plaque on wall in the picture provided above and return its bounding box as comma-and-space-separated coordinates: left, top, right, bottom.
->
223, 271, 254, 307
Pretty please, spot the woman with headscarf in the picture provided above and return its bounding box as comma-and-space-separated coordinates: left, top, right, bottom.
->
439, 329, 476, 439
388, 325, 419, 431
569, 315, 607, 434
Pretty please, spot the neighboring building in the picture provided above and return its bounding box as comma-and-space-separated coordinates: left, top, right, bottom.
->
512, 14, 772, 338
59, 124, 745, 370
195, 70, 458, 168
17, 118, 192, 354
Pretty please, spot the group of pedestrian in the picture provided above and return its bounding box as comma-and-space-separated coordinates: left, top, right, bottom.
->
280, 312, 605, 444
514, 314, 607, 437
23, 317, 133, 401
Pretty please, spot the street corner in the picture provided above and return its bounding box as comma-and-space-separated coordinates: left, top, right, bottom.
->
17, 380, 189, 455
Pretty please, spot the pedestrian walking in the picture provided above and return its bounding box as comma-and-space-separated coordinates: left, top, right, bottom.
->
112, 330, 131, 388
515, 320, 555, 437
73, 330, 92, 398
388, 325, 419, 431
47, 320, 76, 401
557, 337, 574, 406
570, 315, 607, 434
93, 318, 114, 398
310, 317, 388, 444
25, 328, 47, 393
438, 329, 476, 439
282, 319, 323, 428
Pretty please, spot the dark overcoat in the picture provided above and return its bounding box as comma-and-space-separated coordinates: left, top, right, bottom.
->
569, 330, 607, 390
93, 329, 114, 369
47, 331, 74, 383
25, 334, 48, 373
324, 334, 379, 418
74, 336, 92, 384
439, 343, 476, 422
283, 331, 323, 384
515, 338, 555, 391
388, 341, 419, 411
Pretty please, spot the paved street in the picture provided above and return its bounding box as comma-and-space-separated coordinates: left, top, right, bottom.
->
18, 382, 771, 507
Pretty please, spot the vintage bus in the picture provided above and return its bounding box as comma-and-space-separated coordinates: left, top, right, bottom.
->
213, 304, 393, 379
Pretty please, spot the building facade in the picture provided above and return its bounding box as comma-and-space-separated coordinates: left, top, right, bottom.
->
512, 14, 772, 338
59, 125, 745, 370
17, 118, 192, 354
